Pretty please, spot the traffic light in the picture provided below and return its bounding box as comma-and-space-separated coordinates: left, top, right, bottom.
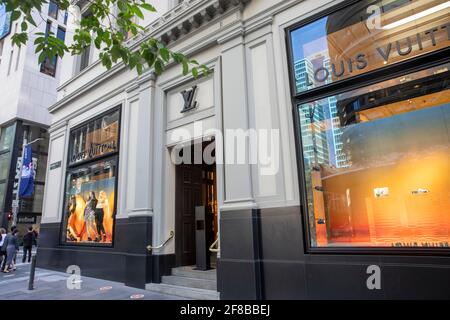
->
7, 212, 13, 221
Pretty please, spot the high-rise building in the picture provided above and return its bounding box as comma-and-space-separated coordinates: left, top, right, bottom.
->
0, 1, 67, 234
323, 57, 349, 168
294, 59, 329, 167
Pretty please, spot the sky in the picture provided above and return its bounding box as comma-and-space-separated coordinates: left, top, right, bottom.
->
0, 4, 11, 40
291, 17, 329, 62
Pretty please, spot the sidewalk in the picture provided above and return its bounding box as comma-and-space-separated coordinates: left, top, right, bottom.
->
0, 261, 186, 300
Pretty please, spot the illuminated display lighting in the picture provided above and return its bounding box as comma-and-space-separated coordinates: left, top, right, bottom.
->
383, 1, 450, 30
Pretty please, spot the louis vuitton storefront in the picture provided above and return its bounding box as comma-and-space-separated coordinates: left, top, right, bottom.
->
37, 0, 449, 300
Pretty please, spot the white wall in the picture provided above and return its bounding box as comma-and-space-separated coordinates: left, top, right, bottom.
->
42, 0, 346, 250
0, 3, 67, 127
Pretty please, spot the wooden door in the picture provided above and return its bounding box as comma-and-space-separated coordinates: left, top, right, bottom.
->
175, 163, 203, 266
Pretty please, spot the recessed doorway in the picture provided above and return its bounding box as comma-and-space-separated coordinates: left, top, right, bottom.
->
174, 141, 218, 269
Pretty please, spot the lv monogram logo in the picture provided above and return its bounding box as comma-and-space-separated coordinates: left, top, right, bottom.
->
180, 85, 198, 113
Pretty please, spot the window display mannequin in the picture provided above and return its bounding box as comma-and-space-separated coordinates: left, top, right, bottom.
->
66, 195, 78, 241
84, 191, 98, 241
95, 191, 107, 242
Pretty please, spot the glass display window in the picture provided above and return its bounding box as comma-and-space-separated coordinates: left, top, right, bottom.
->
61, 107, 120, 246
297, 62, 450, 248
62, 158, 117, 245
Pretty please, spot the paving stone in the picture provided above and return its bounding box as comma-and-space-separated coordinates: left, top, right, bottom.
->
0, 265, 184, 300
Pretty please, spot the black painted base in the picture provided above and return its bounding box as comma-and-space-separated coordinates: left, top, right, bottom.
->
38, 206, 450, 299
37, 216, 176, 289
218, 206, 450, 300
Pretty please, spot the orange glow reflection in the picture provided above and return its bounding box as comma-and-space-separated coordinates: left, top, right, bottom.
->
319, 150, 450, 247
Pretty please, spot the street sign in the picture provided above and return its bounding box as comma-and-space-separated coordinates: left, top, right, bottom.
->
12, 200, 20, 208
17, 215, 37, 224
50, 161, 62, 170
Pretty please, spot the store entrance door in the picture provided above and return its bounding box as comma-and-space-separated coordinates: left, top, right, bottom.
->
175, 142, 218, 268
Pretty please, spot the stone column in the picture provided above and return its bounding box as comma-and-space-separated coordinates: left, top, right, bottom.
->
123, 72, 156, 288
217, 30, 263, 300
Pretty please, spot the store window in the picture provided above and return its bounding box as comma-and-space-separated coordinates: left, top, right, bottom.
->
78, 11, 92, 73
298, 63, 450, 248
0, 123, 16, 152
68, 109, 119, 166
61, 108, 120, 246
290, 0, 450, 94
288, 0, 450, 249
0, 182, 5, 212
0, 153, 10, 181
40, 22, 65, 77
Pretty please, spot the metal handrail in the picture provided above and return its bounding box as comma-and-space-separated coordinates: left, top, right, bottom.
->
147, 231, 175, 252
209, 235, 219, 253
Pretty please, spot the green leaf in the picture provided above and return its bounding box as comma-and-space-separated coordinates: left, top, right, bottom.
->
140, 3, 156, 12
136, 63, 143, 75
192, 67, 199, 79
143, 49, 156, 67
11, 10, 21, 22
159, 47, 170, 62
117, 0, 128, 12
35, 43, 45, 53
132, 6, 145, 19
26, 15, 36, 27
182, 61, 189, 76
154, 59, 164, 75
34, 36, 45, 45
38, 51, 47, 64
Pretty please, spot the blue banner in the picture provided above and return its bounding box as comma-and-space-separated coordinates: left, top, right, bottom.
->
19, 145, 35, 197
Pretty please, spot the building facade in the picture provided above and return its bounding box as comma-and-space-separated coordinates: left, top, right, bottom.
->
38, 0, 450, 299
0, 1, 68, 234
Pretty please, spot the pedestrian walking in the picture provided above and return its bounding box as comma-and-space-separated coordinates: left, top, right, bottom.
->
22, 226, 35, 263
0, 228, 7, 269
2, 229, 19, 273
10, 225, 17, 265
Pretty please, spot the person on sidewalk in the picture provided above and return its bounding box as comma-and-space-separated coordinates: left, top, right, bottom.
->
22, 226, 35, 263
10, 225, 17, 265
0, 227, 14, 271
2, 229, 19, 273
0, 228, 7, 269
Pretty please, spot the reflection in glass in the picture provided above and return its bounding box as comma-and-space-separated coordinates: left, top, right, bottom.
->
62, 159, 117, 245
48, 0, 58, 19
290, 0, 450, 93
0, 153, 10, 181
0, 183, 5, 212
0, 123, 15, 152
298, 63, 450, 247
69, 109, 119, 165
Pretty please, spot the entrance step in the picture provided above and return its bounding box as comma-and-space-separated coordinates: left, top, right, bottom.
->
145, 266, 219, 300
145, 283, 220, 300
171, 266, 217, 281
161, 275, 216, 291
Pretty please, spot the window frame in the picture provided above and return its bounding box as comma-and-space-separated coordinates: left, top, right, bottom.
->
40, 21, 58, 77
285, 0, 450, 256
48, 0, 59, 20
77, 10, 93, 73
59, 106, 122, 248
